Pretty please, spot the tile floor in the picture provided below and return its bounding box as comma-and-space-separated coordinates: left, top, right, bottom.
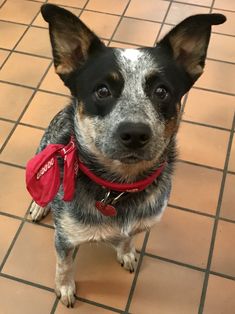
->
0, 0, 234, 313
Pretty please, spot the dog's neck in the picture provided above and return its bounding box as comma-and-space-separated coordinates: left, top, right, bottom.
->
75, 136, 174, 183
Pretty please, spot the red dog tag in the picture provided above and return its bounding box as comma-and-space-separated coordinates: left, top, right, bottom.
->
95, 201, 117, 216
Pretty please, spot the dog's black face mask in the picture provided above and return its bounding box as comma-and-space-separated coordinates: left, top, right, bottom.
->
42, 4, 226, 172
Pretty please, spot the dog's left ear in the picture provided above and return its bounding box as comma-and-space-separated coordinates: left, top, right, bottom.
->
41, 4, 106, 81
158, 14, 226, 82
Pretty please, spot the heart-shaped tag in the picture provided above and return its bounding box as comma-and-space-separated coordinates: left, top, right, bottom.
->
95, 201, 117, 216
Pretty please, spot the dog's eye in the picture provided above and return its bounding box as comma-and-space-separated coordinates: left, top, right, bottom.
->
154, 86, 169, 101
95, 85, 111, 99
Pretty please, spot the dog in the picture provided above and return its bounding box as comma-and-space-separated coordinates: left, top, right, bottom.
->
26, 4, 226, 308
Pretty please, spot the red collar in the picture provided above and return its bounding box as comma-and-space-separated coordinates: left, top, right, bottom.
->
26, 137, 166, 216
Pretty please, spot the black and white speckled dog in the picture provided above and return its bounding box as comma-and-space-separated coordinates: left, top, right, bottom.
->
28, 4, 226, 308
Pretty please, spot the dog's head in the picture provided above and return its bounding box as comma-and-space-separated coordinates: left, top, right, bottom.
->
42, 4, 226, 176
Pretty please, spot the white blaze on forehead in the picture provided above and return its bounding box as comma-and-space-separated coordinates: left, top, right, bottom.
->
120, 48, 142, 62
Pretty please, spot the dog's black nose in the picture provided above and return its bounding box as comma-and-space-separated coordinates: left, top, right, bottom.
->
117, 122, 152, 149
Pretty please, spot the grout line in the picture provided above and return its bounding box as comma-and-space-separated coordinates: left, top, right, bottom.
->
0, 79, 71, 97
50, 298, 60, 314
181, 119, 232, 132
0, 160, 26, 169
193, 85, 235, 97
167, 203, 215, 219
212, 31, 235, 38
18, 122, 46, 131
107, 0, 132, 46
177, 159, 224, 172
154, 0, 174, 46
220, 217, 235, 224
0, 211, 54, 231
144, 252, 206, 273
210, 271, 235, 282
0, 0, 7, 9
198, 113, 235, 314
75, 296, 124, 313
124, 231, 150, 313
0, 272, 55, 293
207, 57, 235, 66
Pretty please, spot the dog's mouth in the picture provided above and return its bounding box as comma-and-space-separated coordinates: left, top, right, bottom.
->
119, 153, 144, 164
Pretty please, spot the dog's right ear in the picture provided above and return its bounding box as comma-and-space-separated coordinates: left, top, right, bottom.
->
41, 4, 105, 80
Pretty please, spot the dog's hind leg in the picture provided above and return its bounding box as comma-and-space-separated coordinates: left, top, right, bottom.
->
29, 201, 50, 222
55, 233, 77, 308
111, 237, 138, 273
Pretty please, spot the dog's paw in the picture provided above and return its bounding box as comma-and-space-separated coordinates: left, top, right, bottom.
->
55, 281, 76, 308
29, 201, 50, 222
117, 250, 138, 273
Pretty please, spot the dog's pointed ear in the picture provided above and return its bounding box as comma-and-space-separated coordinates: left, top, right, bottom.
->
41, 4, 106, 79
157, 14, 226, 82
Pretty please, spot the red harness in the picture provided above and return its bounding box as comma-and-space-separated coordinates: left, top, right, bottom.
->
26, 137, 166, 216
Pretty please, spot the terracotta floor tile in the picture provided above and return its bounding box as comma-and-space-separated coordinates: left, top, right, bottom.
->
0, 21, 27, 50
220, 174, 235, 221
80, 11, 120, 39
177, 122, 229, 169
170, 162, 222, 215
212, 10, 235, 37
55, 301, 116, 314
125, 0, 169, 22
204, 275, 235, 314
130, 256, 204, 314
0, 164, 32, 217
75, 243, 134, 309
86, 0, 128, 15
21, 91, 68, 128
214, 0, 235, 11
2, 222, 55, 287
47, 0, 87, 7
196, 60, 235, 94
211, 220, 235, 277
113, 17, 161, 46
109, 41, 139, 48
0, 277, 55, 314
158, 23, 173, 40
0, 120, 14, 149
0, 125, 44, 167
39, 64, 70, 95
16, 27, 51, 58
0, 53, 50, 87
165, 3, 209, 25
0, 0, 41, 24
0, 82, 33, 120
175, 0, 212, 5
183, 89, 235, 129
208, 33, 235, 63
0, 215, 20, 264
228, 137, 235, 172
0, 49, 9, 67
147, 207, 213, 267
33, 6, 81, 28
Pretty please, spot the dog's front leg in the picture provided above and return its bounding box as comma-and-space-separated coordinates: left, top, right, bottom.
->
55, 234, 76, 308
111, 237, 138, 273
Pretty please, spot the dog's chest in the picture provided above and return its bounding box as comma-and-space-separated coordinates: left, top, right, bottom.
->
59, 198, 167, 245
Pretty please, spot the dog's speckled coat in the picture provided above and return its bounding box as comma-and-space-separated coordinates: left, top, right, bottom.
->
29, 4, 226, 307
